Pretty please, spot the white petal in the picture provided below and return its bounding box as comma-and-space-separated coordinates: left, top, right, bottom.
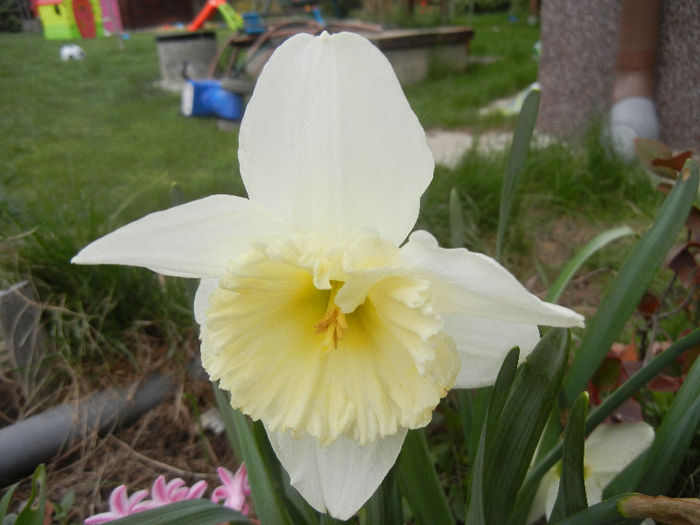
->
526, 469, 559, 524
239, 32, 433, 244
584, 422, 655, 474
267, 427, 407, 520
545, 476, 559, 520
194, 278, 219, 325
444, 315, 541, 388
72, 195, 287, 278
401, 231, 584, 328
584, 475, 608, 507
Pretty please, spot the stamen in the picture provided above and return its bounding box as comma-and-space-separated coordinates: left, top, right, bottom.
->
313, 281, 348, 349
313, 307, 348, 348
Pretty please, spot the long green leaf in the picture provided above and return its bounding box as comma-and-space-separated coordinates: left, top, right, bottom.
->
484, 347, 521, 440
549, 392, 589, 522
396, 429, 454, 525
449, 188, 465, 249
552, 493, 636, 525
212, 382, 244, 462
546, 226, 634, 303
15, 464, 46, 525
496, 88, 540, 262
464, 387, 492, 481
466, 347, 520, 525
635, 350, 700, 496
223, 390, 294, 525
483, 328, 569, 524
562, 159, 699, 405
319, 514, 345, 525
364, 468, 402, 525
458, 389, 475, 460
0, 483, 19, 522
465, 418, 488, 525
106, 500, 251, 524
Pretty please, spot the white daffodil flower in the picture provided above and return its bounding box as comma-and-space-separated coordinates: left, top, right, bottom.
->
528, 422, 655, 523
73, 31, 584, 520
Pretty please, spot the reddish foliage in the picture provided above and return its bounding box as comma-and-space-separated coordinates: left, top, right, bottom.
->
651, 150, 694, 173
667, 242, 700, 287
638, 292, 660, 320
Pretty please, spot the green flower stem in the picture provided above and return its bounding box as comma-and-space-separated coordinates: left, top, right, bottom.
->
397, 429, 454, 525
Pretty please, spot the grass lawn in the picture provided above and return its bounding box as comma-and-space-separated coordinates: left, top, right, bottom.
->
0, 11, 696, 522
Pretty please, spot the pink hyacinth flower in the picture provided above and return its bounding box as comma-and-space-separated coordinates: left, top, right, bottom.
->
142, 475, 208, 509
84, 485, 150, 524
211, 464, 251, 515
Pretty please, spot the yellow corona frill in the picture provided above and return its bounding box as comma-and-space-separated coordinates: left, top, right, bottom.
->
201, 232, 460, 446
73, 31, 584, 519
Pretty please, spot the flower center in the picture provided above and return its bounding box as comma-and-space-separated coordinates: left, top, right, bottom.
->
313, 281, 348, 349
200, 233, 459, 445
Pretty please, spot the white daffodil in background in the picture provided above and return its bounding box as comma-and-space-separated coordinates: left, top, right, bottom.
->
73, 31, 584, 519
528, 422, 655, 523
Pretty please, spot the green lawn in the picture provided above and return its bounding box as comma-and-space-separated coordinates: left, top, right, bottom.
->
0, 17, 664, 360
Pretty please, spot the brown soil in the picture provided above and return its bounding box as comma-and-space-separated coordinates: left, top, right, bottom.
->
1, 332, 237, 523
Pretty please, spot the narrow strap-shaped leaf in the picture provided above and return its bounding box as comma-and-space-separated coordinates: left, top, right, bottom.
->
466, 347, 520, 525
457, 389, 475, 460
484, 347, 521, 440
635, 351, 700, 496
535, 408, 563, 466
465, 387, 492, 477
364, 468, 403, 525
396, 428, 454, 525
15, 464, 46, 525
382, 470, 404, 525
105, 500, 251, 524
0, 482, 19, 522
496, 88, 540, 262
562, 159, 699, 405
546, 226, 634, 303
449, 188, 465, 249
212, 382, 244, 462
465, 419, 488, 525
221, 388, 294, 525
551, 493, 637, 525
549, 392, 589, 522
483, 328, 569, 524
319, 513, 345, 525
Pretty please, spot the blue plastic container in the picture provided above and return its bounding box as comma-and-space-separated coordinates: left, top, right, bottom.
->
242, 12, 264, 34
181, 79, 243, 121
